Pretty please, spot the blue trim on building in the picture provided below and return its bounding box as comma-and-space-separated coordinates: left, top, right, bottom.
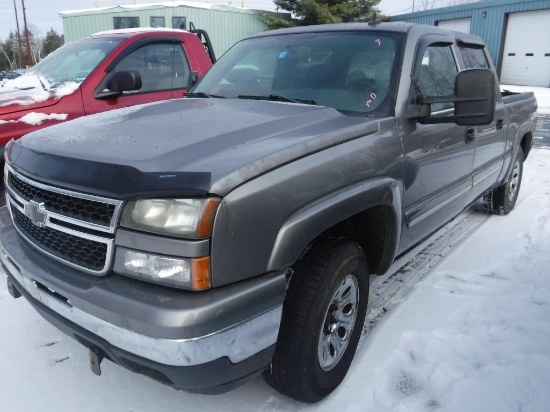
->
390, 0, 550, 74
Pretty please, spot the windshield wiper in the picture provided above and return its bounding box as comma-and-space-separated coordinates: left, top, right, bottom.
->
184, 92, 225, 98
37, 76, 49, 91
238, 94, 317, 105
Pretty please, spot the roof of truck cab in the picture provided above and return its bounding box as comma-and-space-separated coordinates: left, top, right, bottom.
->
91, 28, 191, 38
245, 21, 486, 45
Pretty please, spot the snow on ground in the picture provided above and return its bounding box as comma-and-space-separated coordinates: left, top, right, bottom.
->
0, 89, 549, 411
338, 148, 550, 412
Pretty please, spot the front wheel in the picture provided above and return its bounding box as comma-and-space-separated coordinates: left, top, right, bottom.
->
484, 147, 524, 215
264, 238, 369, 403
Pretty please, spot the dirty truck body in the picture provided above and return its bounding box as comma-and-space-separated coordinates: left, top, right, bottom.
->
0, 22, 537, 402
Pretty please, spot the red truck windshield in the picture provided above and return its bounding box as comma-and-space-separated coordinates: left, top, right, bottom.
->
26, 37, 124, 89
194, 31, 403, 116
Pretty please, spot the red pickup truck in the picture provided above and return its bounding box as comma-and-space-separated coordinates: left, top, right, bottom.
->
0, 28, 215, 157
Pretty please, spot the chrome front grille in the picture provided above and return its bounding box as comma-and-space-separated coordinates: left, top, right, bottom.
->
5, 167, 122, 275
8, 172, 116, 227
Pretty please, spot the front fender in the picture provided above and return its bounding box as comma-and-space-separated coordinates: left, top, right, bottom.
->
267, 177, 401, 272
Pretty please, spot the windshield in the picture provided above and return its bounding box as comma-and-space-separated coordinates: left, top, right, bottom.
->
26, 37, 124, 88
193, 31, 403, 116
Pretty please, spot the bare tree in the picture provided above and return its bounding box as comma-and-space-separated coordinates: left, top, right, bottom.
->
0, 43, 16, 70
28, 24, 43, 65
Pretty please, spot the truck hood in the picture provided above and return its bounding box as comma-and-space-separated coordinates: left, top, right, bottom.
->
7, 98, 381, 198
0, 75, 79, 115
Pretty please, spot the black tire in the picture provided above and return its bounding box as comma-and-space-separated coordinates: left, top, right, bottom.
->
264, 238, 369, 403
484, 147, 523, 215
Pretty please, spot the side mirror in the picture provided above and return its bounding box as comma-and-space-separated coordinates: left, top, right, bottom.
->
454, 69, 495, 126
187, 71, 199, 89
95, 70, 142, 100
411, 69, 496, 126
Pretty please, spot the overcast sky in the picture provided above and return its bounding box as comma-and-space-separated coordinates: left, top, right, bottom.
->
0, 0, 420, 41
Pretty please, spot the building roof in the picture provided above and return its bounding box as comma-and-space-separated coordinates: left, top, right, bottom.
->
59, 1, 259, 16
393, 0, 545, 18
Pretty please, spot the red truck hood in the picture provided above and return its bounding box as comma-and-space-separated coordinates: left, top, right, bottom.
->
0, 75, 79, 115
0, 89, 59, 114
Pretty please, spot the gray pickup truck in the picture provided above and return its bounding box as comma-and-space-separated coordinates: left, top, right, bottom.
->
0, 20, 537, 403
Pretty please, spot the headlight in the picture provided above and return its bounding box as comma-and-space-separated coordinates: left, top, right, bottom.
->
114, 247, 211, 290
121, 197, 220, 238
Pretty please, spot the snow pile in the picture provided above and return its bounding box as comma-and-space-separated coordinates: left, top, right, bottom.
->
19, 113, 69, 125
0, 76, 50, 107
54, 82, 80, 98
0, 75, 79, 107
0, 113, 68, 125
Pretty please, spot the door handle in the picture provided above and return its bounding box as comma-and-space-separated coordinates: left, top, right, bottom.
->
465, 128, 476, 143
496, 118, 505, 130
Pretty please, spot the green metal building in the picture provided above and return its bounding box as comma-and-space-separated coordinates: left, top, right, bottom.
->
59, 2, 270, 56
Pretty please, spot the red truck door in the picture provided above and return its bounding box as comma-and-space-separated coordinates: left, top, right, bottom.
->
81, 39, 191, 115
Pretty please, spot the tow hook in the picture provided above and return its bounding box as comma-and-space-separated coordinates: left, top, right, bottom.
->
7, 278, 22, 299
89, 347, 105, 376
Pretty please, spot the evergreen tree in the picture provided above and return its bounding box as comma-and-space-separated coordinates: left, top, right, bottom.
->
0, 28, 64, 70
42, 28, 64, 58
0, 32, 19, 71
260, 0, 381, 29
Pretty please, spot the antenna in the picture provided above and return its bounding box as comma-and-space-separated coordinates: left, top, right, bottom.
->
368, 13, 381, 26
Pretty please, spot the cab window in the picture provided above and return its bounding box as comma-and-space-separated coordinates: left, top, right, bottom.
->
415, 45, 458, 112
113, 43, 190, 94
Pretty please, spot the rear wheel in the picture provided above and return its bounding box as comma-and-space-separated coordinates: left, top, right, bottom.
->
264, 238, 369, 403
484, 148, 523, 215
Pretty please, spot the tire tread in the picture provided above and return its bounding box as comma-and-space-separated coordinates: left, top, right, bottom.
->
264, 238, 368, 402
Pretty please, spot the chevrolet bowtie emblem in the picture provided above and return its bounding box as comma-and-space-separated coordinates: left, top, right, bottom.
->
24, 201, 47, 227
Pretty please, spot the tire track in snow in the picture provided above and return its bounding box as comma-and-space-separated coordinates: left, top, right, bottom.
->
362, 206, 492, 340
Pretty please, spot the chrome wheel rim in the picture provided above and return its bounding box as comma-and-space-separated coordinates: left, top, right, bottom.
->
509, 159, 521, 200
318, 274, 359, 371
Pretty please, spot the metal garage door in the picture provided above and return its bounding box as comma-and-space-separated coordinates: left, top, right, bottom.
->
436, 18, 471, 33
500, 10, 550, 87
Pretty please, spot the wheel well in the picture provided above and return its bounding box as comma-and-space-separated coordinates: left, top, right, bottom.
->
320, 205, 397, 275
521, 132, 533, 160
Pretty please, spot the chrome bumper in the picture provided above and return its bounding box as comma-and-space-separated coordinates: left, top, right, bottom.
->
1, 246, 282, 367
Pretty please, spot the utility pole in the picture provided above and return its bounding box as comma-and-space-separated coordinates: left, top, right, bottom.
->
21, 0, 33, 67
13, 0, 25, 69
412, 0, 416, 12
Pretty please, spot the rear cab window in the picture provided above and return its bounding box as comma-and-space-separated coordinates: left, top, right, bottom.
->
458, 43, 499, 102
459, 45, 489, 69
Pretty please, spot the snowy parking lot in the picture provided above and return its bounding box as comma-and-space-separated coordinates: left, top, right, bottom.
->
1, 87, 550, 411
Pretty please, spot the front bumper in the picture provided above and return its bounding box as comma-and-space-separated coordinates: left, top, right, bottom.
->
0, 206, 286, 392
